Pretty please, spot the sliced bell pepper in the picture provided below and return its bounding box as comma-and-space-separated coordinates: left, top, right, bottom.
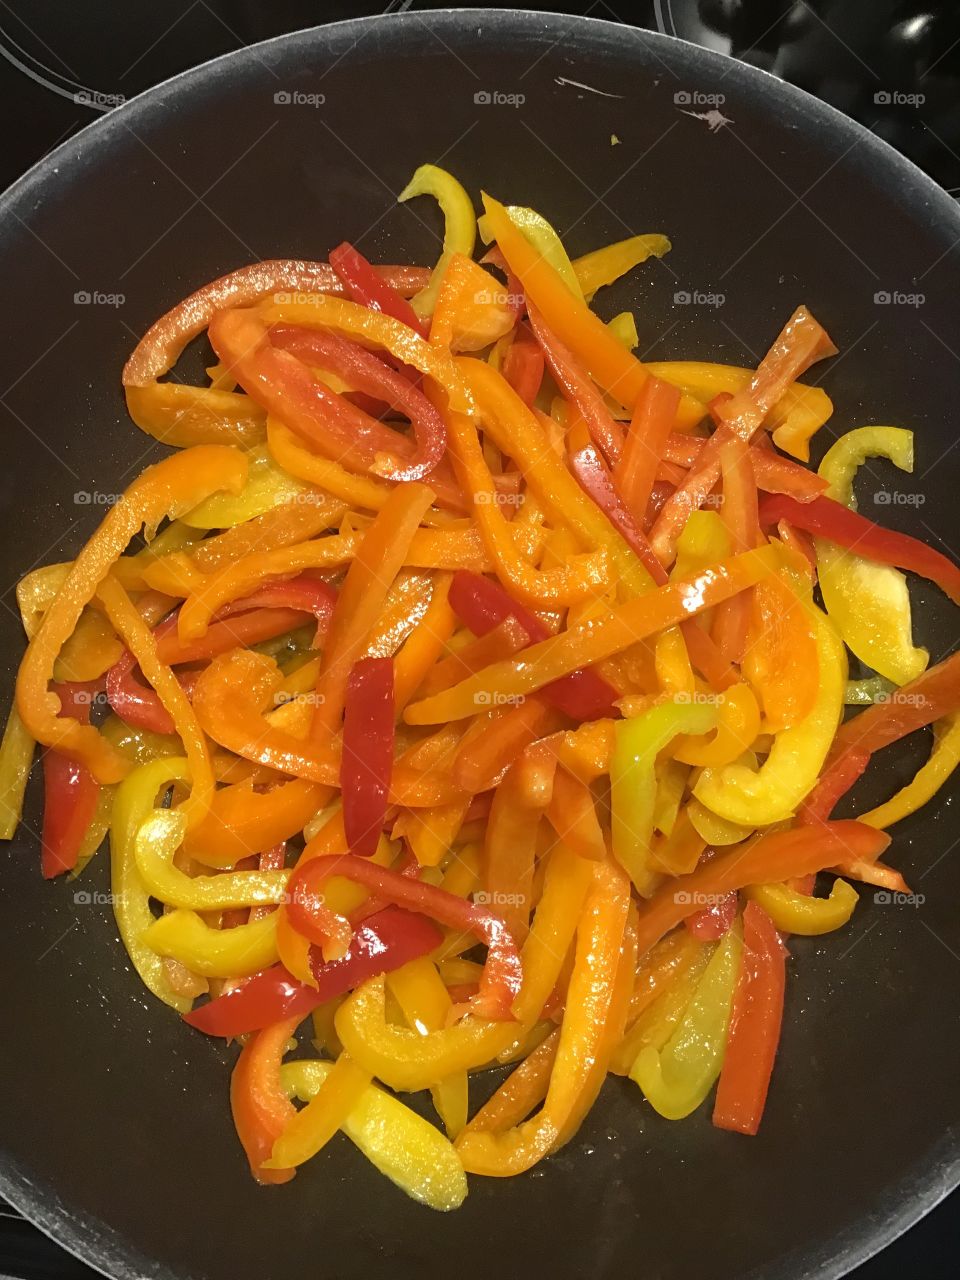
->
265, 1051, 372, 1170
859, 710, 960, 829
611, 698, 719, 895
230, 1014, 300, 1184
631, 923, 742, 1119
288, 853, 522, 1021
180, 444, 311, 529
673, 684, 761, 768
429, 253, 517, 352
502, 328, 544, 406
405, 545, 782, 724
712, 901, 786, 1134
745, 878, 858, 935
572, 233, 672, 299
281, 1058, 468, 1209
386, 957, 469, 1137
529, 305, 623, 463
144, 908, 279, 978
613, 376, 682, 519
685, 890, 739, 941
694, 606, 845, 826
342, 657, 395, 858
398, 163, 477, 318
15, 446, 246, 783
0, 702, 34, 840
40, 680, 101, 879
742, 564, 820, 732
711, 433, 760, 663
328, 240, 426, 335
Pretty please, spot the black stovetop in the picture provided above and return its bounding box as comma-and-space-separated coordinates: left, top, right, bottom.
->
0, 2, 957, 1277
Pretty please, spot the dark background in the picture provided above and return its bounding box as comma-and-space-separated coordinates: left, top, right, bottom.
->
0, 2, 957, 1277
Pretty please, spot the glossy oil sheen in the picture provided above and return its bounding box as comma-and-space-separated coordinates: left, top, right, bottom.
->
0, 12, 958, 1280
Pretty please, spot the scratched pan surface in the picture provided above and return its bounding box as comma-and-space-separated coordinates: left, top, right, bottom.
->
0, 11, 958, 1280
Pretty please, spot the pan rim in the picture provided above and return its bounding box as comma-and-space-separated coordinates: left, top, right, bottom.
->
0, 10, 957, 1280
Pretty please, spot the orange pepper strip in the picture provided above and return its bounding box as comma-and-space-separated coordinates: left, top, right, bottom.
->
97, 578, 214, 828
429, 253, 516, 352
393, 800, 471, 868
484, 764, 544, 945
265, 1052, 372, 1169
422, 618, 529, 696
613, 377, 682, 517
452, 700, 561, 793
545, 769, 606, 861
431, 388, 613, 607
455, 857, 631, 1175
392, 573, 457, 711
460, 1027, 561, 1135
711, 433, 761, 664
229, 1014, 300, 1185
188, 497, 343, 574
406, 545, 782, 725
673, 683, 762, 768
634, 821, 890, 957
480, 194, 703, 429
648, 807, 707, 877
311, 482, 435, 743
743, 571, 820, 731
183, 778, 326, 869
364, 570, 433, 660
16, 445, 246, 783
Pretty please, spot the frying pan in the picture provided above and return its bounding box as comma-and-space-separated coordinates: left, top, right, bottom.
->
0, 11, 958, 1280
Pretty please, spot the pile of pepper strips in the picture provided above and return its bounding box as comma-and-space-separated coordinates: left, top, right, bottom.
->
3, 164, 959, 1210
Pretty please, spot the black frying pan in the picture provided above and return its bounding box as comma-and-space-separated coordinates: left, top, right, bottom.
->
0, 11, 958, 1280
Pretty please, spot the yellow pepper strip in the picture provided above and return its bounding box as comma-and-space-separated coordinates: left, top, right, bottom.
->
311, 1000, 344, 1059
143, 908, 278, 978
431, 389, 612, 606
816, 426, 928, 685
611, 699, 719, 895
15, 446, 246, 782
653, 757, 688, 837
0, 703, 34, 839
406, 546, 782, 725
72, 783, 115, 876
266, 418, 394, 513
265, 1052, 372, 1170
109, 757, 196, 1012
572, 234, 672, 299
281, 1059, 468, 1210
454, 858, 631, 1174
481, 194, 703, 427
429, 253, 516, 352
459, 357, 649, 595
387, 958, 469, 1137
859, 710, 960, 829
134, 806, 291, 910
610, 941, 712, 1075
630, 924, 742, 1120
479, 203, 584, 298
398, 163, 477, 319
685, 798, 755, 847
694, 606, 846, 826
97, 576, 214, 828
673, 683, 762, 768
745, 878, 858, 935
393, 573, 457, 711
654, 628, 695, 697
607, 312, 639, 350
190, 496, 344, 577
181, 443, 312, 529
394, 801, 471, 869
645, 359, 833, 461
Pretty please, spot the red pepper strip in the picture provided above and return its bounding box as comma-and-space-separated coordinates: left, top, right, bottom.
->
268, 324, 445, 481
714, 306, 837, 441
567, 429, 670, 585
287, 853, 522, 1021
341, 658, 395, 858
447, 569, 618, 720
528, 305, 625, 464
660, 433, 827, 502
185, 906, 441, 1037
249, 843, 289, 924
758, 493, 960, 605
712, 432, 760, 664
614, 377, 682, 519
797, 749, 870, 825
684, 889, 739, 941
650, 427, 726, 564
801, 651, 960, 820
41, 681, 102, 879
713, 900, 787, 1135
328, 241, 427, 336
230, 1014, 300, 1184
502, 327, 545, 407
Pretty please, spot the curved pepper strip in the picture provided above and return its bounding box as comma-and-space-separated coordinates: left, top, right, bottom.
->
266, 417, 395, 512
182, 778, 327, 870
859, 710, 960, 829
328, 241, 427, 335
611, 699, 718, 895
631, 923, 742, 1120
180, 443, 311, 528
387, 958, 469, 1137
694, 606, 845, 826
745, 878, 858, 935
478, 202, 583, 297
405, 546, 782, 724
144, 908, 279, 978
265, 1052, 372, 1170
230, 1014, 300, 1184
398, 163, 477, 318
742, 564, 820, 732
97, 577, 215, 828
15, 446, 246, 782
109, 757, 194, 1011
481, 194, 702, 427
633, 821, 889, 957
287, 853, 522, 1021
673, 684, 761, 767
572, 234, 672, 299
454, 858, 631, 1175
712, 901, 786, 1134
281, 1059, 468, 1209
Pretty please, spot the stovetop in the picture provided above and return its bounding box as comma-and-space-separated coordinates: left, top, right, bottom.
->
0, 2, 957, 1277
